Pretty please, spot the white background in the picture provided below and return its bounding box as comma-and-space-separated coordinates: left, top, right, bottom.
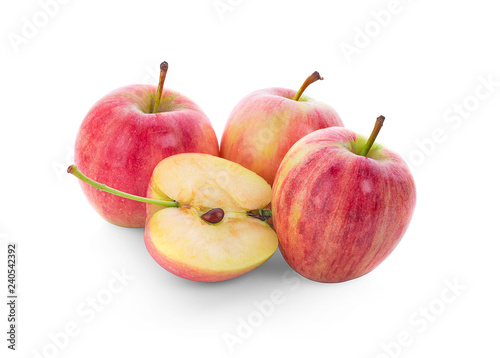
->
1, 0, 499, 357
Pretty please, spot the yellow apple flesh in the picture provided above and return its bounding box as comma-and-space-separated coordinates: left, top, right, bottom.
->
145, 153, 278, 282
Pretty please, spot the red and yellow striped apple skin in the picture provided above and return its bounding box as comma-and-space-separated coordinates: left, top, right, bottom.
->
220, 88, 343, 185
272, 127, 416, 283
75, 85, 219, 228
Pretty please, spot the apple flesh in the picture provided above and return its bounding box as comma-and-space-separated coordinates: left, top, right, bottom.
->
272, 124, 416, 283
75, 84, 219, 228
145, 153, 278, 282
220, 73, 343, 185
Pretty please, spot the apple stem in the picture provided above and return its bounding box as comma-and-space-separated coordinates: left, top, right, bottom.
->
152, 61, 169, 113
247, 208, 272, 221
359, 116, 385, 157
67, 165, 179, 207
68, 165, 275, 218
292, 71, 323, 101
260, 209, 272, 217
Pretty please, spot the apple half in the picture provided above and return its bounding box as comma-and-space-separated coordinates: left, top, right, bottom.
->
145, 153, 278, 282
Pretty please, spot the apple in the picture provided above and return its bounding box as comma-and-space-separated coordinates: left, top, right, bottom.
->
220, 71, 343, 185
272, 116, 416, 283
67, 153, 278, 282
75, 62, 219, 228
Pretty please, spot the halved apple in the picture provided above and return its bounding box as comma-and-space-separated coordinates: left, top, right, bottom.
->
145, 153, 278, 282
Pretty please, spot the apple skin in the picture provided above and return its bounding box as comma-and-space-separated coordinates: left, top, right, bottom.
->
75, 84, 219, 228
220, 87, 343, 185
272, 127, 416, 283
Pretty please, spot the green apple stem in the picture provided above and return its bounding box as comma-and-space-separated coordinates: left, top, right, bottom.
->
292, 71, 323, 101
260, 209, 272, 217
359, 115, 385, 157
152, 61, 169, 113
68, 165, 274, 220
67, 165, 179, 207
247, 208, 272, 221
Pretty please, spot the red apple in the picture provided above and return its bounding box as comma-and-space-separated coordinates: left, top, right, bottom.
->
75, 62, 219, 228
272, 116, 416, 283
220, 72, 343, 185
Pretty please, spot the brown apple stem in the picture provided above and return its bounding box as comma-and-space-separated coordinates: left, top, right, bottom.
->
292, 71, 323, 101
152, 61, 169, 113
359, 116, 385, 157
67, 165, 179, 207
201, 208, 225, 224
